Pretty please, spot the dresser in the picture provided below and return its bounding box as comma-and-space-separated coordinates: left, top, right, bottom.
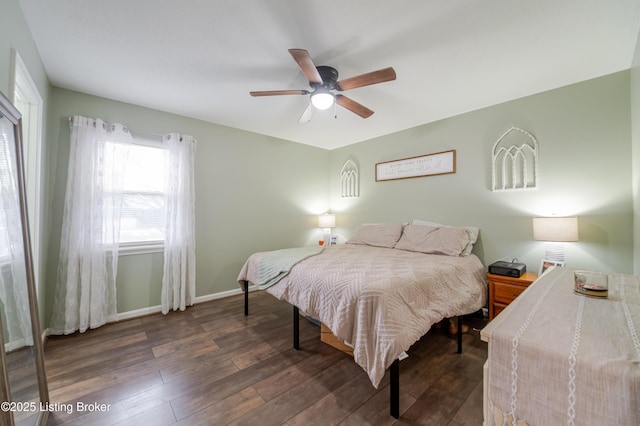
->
481, 267, 640, 425
487, 272, 538, 320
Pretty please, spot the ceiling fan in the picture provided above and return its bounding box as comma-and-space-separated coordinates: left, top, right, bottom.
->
250, 49, 396, 123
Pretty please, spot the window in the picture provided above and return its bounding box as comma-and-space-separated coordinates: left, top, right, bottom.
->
105, 137, 167, 252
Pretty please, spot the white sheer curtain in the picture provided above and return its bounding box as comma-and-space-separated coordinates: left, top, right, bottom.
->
49, 116, 132, 335
161, 133, 196, 314
0, 116, 33, 349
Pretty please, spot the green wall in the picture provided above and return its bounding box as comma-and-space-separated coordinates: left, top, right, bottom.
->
0, 0, 48, 97
330, 71, 634, 275
46, 87, 331, 316
0, 0, 51, 325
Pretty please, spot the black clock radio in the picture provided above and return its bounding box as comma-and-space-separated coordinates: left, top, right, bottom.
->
488, 260, 526, 278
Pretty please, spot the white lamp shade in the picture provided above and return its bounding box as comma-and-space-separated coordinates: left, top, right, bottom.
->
311, 92, 334, 110
533, 217, 578, 242
318, 214, 336, 228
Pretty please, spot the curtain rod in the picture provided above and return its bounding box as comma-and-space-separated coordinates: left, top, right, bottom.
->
67, 116, 164, 139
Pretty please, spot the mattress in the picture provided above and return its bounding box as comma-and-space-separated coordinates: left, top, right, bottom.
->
238, 244, 487, 386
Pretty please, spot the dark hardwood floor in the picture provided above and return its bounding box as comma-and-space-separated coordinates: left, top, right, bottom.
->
43, 291, 487, 425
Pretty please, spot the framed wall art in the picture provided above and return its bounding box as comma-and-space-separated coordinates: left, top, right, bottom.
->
375, 150, 456, 182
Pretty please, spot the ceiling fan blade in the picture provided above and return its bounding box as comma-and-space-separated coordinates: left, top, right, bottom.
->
335, 94, 374, 118
335, 67, 396, 91
298, 102, 315, 123
288, 49, 323, 84
250, 89, 309, 97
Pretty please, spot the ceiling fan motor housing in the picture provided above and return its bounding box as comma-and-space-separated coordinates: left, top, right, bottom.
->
311, 66, 339, 90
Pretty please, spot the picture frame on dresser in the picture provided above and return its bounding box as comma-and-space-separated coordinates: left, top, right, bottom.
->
539, 259, 564, 275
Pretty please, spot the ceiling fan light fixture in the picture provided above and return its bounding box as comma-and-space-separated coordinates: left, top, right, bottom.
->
311, 91, 334, 110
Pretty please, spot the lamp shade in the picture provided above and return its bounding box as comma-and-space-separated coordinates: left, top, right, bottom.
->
318, 213, 336, 228
533, 217, 578, 242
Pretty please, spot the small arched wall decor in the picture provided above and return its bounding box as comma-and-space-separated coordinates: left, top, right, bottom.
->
491, 126, 539, 191
341, 159, 359, 198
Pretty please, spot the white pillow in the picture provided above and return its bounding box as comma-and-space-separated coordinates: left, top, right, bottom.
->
346, 222, 404, 248
395, 224, 470, 256
410, 219, 479, 256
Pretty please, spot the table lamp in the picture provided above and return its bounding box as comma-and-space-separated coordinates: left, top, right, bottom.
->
318, 213, 335, 246
533, 216, 578, 262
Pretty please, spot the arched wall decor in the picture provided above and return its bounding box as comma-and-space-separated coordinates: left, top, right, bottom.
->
340, 159, 359, 198
491, 126, 539, 191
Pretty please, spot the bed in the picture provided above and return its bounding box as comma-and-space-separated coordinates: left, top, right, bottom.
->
237, 221, 488, 418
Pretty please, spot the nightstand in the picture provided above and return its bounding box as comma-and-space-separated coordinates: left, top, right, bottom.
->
487, 272, 538, 320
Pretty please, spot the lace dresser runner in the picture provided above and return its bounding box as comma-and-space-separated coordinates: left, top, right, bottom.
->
483, 267, 640, 426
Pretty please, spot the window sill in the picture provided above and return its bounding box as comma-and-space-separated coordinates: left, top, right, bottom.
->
118, 242, 164, 256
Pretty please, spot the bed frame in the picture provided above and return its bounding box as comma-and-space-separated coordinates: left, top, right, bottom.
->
242, 281, 463, 419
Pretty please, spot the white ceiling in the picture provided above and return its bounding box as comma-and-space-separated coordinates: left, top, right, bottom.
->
18, 0, 640, 150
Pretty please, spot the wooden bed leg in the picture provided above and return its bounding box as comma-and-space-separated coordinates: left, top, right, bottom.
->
390, 359, 400, 419
293, 306, 300, 350
244, 281, 249, 316
457, 316, 462, 354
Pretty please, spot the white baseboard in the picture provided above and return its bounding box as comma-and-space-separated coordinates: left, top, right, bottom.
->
117, 305, 163, 321
43, 285, 258, 338
117, 285, 257, 320
193, 285, 255, 303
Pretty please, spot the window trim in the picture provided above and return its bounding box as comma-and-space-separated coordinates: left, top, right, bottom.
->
10, 49, 44, 291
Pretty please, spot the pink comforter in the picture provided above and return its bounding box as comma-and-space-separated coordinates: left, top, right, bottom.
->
237, 244, 487, 387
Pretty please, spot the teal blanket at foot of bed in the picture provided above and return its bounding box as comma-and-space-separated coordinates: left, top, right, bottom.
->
256, 246, 324, 289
